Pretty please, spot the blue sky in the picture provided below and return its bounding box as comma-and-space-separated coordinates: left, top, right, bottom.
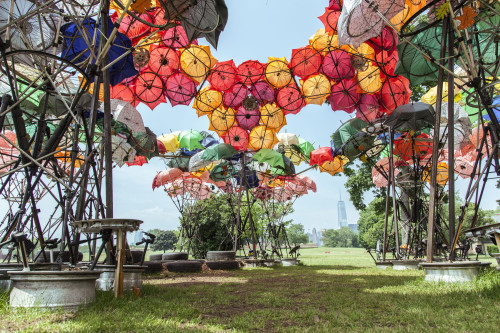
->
111, 0, 500, 234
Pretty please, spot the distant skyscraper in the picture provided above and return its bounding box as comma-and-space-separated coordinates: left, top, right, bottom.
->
338, 193, 348, 228
311, 227, 318, 244
348, 223, 358, 233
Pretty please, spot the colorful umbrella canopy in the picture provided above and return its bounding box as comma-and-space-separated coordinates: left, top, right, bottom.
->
236, 106, 260, 130
209, 107, 236, 133
250, 81, 275, 104
252, 149, 286, 169
265, 57, 292, 88
380, 76, 411, 113
394, 132, 432, 161
356, 65, 383, 94
290, 46, 322, 78
310, 30, 339, 53
160, 25, 190, 48
423, 162, 448, 186
110, 99, 146, 133
208, 60, 237, 91
332, 118, 368, 150
165, 72, 197, 106
301, 74, 331, 105
260, 103, 286, 130
180, 45, 218, 83
276, 86, 305, 115
157, 133, 179, 153
319, 7, 341, 34
310, 147, 334, 166
321, 50, 355, 80
201, 143, 238, 161
248, 126, 278, 150
134, 71, 166, 110
223, 126, 249, 151
148, 45, 180, 77
237, 60, 264, 85
337, 0, 405, 48
277, 133, 299, 146
193, 87, 223, 116
328, 79, 360, 113
223, 83, 248, 108
178, 130, 204, 151
319, 157, 344, 176
153, 168, 184, 189
384, 102, 435, 131
297, 137, 315, 159
357, 94, 382, 122
188, 151, 213, 172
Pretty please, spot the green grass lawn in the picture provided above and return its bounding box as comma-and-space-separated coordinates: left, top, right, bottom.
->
1, 248, 499, 332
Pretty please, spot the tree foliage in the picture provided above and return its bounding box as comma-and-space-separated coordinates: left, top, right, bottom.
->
149, 230, 178, 252
286, 223, 309, 245
343, 161, 385, 211
357, 197, 391, 249
323, 227, 359, 248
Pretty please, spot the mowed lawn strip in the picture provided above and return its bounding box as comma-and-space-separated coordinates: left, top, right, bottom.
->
1, 247, 499, 332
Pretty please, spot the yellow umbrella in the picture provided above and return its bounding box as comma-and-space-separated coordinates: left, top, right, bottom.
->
421, 82, 462, 105
301, 74, 331, 105
265, 57, 292, 88
343, 43, 375, 72
157, 133, 179, 153
357, 65, 383, 94
284, 149, 305, 166
111, 0, 153, 14
423, 162, 449, 186
390, 0, 427, 31
193, 87, 223, 116
319, 156, 345, 176
310, 29, 339, 54
248, 126, 278, 151
209, 107, 236, 133
260, 103, 286, 130
180, 45, 218, 83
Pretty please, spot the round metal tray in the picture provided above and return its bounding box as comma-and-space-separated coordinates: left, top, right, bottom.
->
70, 219, 143, 233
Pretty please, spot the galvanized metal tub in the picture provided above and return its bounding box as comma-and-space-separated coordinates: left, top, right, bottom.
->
281, 258, 299, 266
392, 260, 423, 270
94, 265, 146, 291
420, 262, 481, 283
8, 271, 101, 310
375, 261, 393, 269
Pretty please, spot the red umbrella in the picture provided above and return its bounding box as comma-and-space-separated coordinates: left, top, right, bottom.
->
236, 106, 260, 130
290, 46, 322, 79
223, 82, 248, 108
328, 0, 342, 11
165, 72, 197, 106
309, 147, 334, 166
276, 85, 305, 115
111, 83, 138, 107
394, 133, 432, 161
321, 50, 354, 80
328, 79, 360, 113
318, 8, 341, 34
208, 59, 237, 91
160, 25, 190, 49
356, 94, 381, 122
380, 76, 411, 113
150, 7, 169, 27
152, 168, 184, 189
126, 155, 148, 166
368, 26, 398, 54
148, 45, 180, 77
222, 126, 249, 151
157, 140, 167, 154
375, 50, 399, 79
118, 12, 153, 45
237, 60, 264, 85
250, 81, 275, 104
134, 71, 166, 110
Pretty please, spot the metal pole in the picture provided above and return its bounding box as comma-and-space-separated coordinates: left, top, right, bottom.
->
389, 128, 400, 259
382, 180, 391, 261
447, 16, 456, 261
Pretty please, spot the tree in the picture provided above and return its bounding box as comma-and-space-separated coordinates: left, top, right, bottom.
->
286, 223, 309, 245
150, 230, 178, 252
323, 227, 360, 247
342, 161, 385, 211
357, 197, 390, 249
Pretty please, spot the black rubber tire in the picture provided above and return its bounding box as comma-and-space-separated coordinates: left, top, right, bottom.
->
205, 260, 240, 270
162, 252, 188, 261
164, 260, 203, 273
143, 260, 164, 273
130, 250, 144, 264
35, 251, 83, 263
206, 251, 236, 261
149, 254, 163, 261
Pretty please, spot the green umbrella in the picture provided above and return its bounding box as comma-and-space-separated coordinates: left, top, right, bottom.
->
332, 118, 368, 150
340, 132, 376, 162
209, 161, 234, 181
271, 154, 295, 175
297, 137, 314, 159
201, 143, 237, 161
178, 130, 204, 151
252, 149, 285, 169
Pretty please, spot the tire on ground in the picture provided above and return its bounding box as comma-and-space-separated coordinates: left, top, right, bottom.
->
162, 252, 189, 261
35, 251, 83, 263
206, 251, 236, 261
149, 253, 163, 261
143, 260, 164, 273
129, 250, 144, 263
164, 260, 203, 273
205, 260, 240, 270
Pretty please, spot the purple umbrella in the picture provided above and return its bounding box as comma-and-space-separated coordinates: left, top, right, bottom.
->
327, 79, 360, 113
322, 50, 354, 80
236, 106, 260, 130
356, 94, 381, 122
223, 82, 248, 108
250, 81, 275, 104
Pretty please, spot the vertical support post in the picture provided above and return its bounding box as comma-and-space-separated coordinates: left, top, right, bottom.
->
447, 16, 456, 260
114, 229, 125, 298
389, 128, 400, 259
382, 179, 391, 261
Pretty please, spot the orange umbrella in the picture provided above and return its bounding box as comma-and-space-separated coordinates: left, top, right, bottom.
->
248, 126, 278, 150
265, 57, 292, 88
357, 64, 383, 94
259, 103, 286, 130
209, 107, 237, 133
180, 45, 218, 83
193, 87, 223, 116
310, 30, 339, 54
290, 46, 322, 78
319, 157, 344, 176
148, 45, 180, 77
301, 74, 331, 105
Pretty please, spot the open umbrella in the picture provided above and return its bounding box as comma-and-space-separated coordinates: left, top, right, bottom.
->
318, 7, 341, 34
276, 85, 305, 115
260, 103, 286, 130
380, 76, 411, 113
178, 130, 204, 150
236, 106, 260, 130
208, 60, 237, 91
158, 133, 179, 153
297, 137, 315, 159
309, 147, 334, 166
301, 74, 331, 105
193, 87, 223, 116
332, 118, 368, 150
223, 83, 248, 108
337, 0, 405, 48
202, 143, 238, 161
153, 168, 184, 189
111, 83, 138, 107
223, 126, 249, 151
237, 60, 265, 85
135, 71, 166, 110
165, 72, 197, 106
357, 65, 383, 94
319, 157, 344, 176
321, 50, 355, 80
148, 45, 180, 77
310, 30, 339, 53
290, 46, 322, 78
277, 133, 299, 146
160, 25, 190, 48
265, 57, 292, 88
248, 126, 278, 151
357, 94, 382, 122
209, 107, 236, 133
188, 151, 213, 172
252, 149, 286, 169
250, 81, 275, 104
384, 102, 435, 131
328, 79, 360, 113
180, 45, 218, 83
110, 99, 146, 133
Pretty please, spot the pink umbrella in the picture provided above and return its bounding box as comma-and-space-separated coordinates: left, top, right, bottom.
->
223, 82, 248, 108
222, 126, 249, 151
152, 168, 183, 189
135, 71, 166, 110
294, 174, 317, 192
368, 26, 399, 53
0, 131, 18, 175
148, 45, 180, 77
328, 79, 360, 113
165, 72, 197, 106
454, 155, 475, 179
276, 85, 305, 115
160, 25, 190, 49
321, 50, 354, 80
118, 12, 153, 44
208, 60, 237, 92
236, 106, 260, 130
356, 94, 381, 122
250, 81, 275, 104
